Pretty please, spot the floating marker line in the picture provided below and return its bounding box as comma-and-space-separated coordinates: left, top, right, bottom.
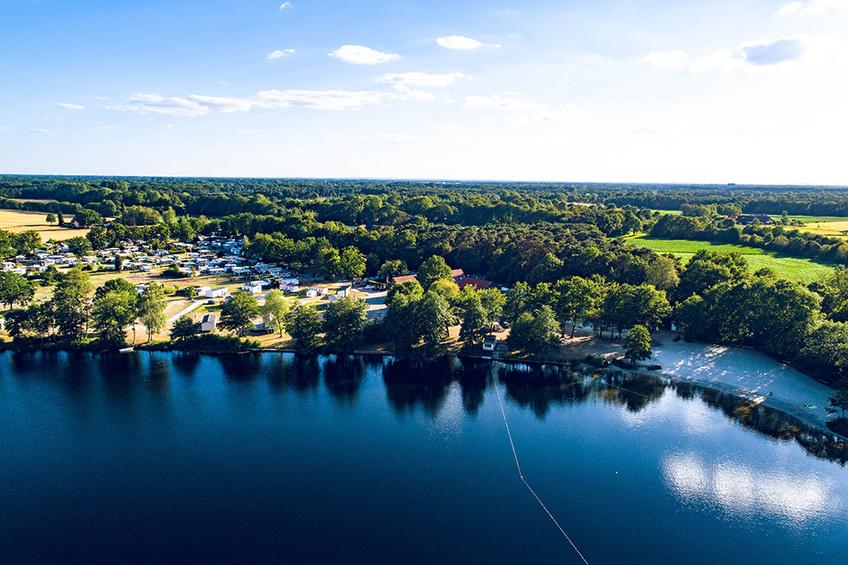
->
491, 373, 590, 565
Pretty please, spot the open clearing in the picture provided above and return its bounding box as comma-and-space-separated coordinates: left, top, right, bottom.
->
785, 215, 848, 239
626, 235, 835, 283
0, 208, 89, 241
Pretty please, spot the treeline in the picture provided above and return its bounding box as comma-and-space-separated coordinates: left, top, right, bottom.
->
595, 186, 848, 216
4, 269, 166, 348
674, 253, 848, 385
7, 175, 848, 230
234, 218, 671, 286
651, 214, 848, 265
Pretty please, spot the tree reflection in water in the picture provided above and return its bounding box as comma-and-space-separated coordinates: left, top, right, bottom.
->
323, 355, 366, 405
383, 357, 454, 416
171, 352, 201, 377
217, 353, 263, 382
10, 350, 842, 464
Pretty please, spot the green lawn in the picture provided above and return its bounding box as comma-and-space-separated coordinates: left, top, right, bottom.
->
648, 209, 682, 216
785, 215, 848, 224
626, 235, 835, 283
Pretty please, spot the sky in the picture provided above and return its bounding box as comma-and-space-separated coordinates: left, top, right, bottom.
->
1, 0, 847, 184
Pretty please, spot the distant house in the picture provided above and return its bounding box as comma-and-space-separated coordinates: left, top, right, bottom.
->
279, 278, 300, 293
337, 285, 352, 298
455, 275, 493, 291
482, 335, 498, 352
198, 286, 230, 299
305, 286, 328, 298
242, 280, 266, 294
200, 314, 218, 333
390, 268, 469, 287
391, 274, 417, 286
732, 214, 774, 225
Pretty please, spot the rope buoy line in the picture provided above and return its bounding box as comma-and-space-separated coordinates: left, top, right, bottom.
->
491, 373, 591, 565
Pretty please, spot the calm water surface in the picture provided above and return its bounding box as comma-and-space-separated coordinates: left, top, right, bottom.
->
1, 351, 846, 564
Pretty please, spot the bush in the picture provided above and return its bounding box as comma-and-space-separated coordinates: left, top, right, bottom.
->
148, 333, 258, 352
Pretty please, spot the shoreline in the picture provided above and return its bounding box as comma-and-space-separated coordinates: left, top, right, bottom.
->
3, 339, 844, 444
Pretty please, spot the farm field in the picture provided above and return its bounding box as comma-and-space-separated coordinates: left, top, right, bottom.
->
626, 235, 835, 283
0, 208, 89, 241
785, 215, 848, 239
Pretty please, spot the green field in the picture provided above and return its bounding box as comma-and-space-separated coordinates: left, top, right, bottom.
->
626, 235, 835, 283
648, 209, 682, 216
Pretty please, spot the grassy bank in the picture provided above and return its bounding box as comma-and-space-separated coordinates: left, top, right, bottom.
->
626, 235, 835, 283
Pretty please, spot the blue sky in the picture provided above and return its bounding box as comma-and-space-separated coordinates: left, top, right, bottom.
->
1, 0, 846, 183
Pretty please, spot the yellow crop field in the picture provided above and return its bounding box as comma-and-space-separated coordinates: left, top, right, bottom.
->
792, 218, 848, 239
0, 208, 89, 241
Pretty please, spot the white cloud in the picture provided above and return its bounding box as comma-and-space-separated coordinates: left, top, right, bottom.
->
659, 38, 808, 73
740, 38, 804, 65
279, 2, 291, 9
777, 0, 848, 16
642, 50, 688, 70
53, 102, 85, 110
122, 93, 211, 117
31, 128, 57, 135
463, 94, 543, 112
642, 49, 689, 69
436, 35, 500, 50
253, 89, 392, 111
376, 72, 471, 102
328, 44, 400, 65
188, 95, 253, 113
689, 49, 743, 73
122, 89, 394, 117
266, 48, 295, 60
376, 71, 471, 89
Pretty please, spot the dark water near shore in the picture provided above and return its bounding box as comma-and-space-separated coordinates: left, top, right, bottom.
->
1, 351, 846, 564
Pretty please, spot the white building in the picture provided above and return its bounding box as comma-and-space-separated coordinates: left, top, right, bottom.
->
242, 280, 267, 294
198, 286, 230, 299
200, 314, 218, 333
279, 278, 300, 293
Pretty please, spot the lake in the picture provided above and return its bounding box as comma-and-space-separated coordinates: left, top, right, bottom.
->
1, 351, 846, 564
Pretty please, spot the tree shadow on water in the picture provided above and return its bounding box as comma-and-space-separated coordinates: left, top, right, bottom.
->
499, 364, 590, 419
264, 353, 320, 394
382, 357, 453, 417
323, 355, 365, 405
171, 352, 201, 377
218, 353, 263, 382
454, 358, 490, 416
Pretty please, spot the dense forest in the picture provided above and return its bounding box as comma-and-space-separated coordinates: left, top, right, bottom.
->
1, 175, 847, 387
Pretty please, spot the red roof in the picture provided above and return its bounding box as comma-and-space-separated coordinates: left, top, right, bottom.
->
455, 275, 493, 290
391, 274, 417, 285
391, 268, 481, 287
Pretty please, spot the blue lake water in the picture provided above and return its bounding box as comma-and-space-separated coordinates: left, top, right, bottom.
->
1, 351, 846, 564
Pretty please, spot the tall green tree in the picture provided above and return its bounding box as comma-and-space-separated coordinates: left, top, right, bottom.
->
220, 292, 260, 336
509, 305, 561, 354
339, 246, 366, 279
417, 255, 452, 290
415, 290, 455, 355
261, 289, 290, 337
829, 389, 848, 419
460, 294, 488, 345
553, 276, 605, 338
377, 259, 408, 283
285, 304, 322, 353
317, 247, 342, 280
138, 284, 167, 343
323, 297, 367, 350
624, 325, 652, 362
0, 271, 35, 309
170, 316, 197, 341
50, 268, 93, 341
92, 281, 138, 347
